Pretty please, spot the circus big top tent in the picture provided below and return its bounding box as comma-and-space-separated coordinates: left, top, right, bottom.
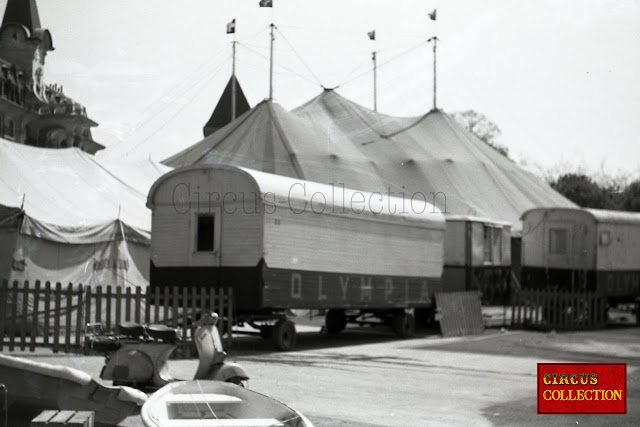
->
0, 138, 170, 288
164, 89, 575, 223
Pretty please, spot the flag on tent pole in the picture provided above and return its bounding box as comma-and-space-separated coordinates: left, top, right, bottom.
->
429, 9, 437, 21
367, 30, 376, 40
259, 0, 273, 7
226, 19, 236, 34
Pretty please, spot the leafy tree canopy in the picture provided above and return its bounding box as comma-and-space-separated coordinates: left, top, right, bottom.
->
452, 110, 510, 158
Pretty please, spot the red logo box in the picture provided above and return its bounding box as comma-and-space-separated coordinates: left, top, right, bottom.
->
537, 363, 627, 414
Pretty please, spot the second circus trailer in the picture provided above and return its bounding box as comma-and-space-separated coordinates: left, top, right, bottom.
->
147, 165, 446, 350
443, 215, 512, 305
520, 207, 640, 311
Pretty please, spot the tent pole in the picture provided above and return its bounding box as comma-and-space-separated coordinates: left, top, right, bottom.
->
231, 40, 237, 121
372, 51, 377, 112
269, 23, 275, 100
428, 36, 439, 110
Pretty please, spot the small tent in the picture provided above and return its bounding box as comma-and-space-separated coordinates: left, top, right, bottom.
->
164, 90, 575, 224
0, 138, 170, 288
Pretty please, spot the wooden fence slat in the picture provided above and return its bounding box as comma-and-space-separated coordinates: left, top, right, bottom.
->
65, 283, 73, 352
217, 288, 224, 337
44, 282, 51, 346
53, 282, 61, 353
209, 286, 216, 313
144, 286, 151, 324
20, 280, 29, 350
163, 287, 170, 324
95, 286, 102, 324
115, 287, 122, 328
106, 286, 112, 331
0, 279, 7, 351
181, 287, 189, 357
227, 288, 234, 343
84, 286, 92, 334
9, 281, 19, 351
153, 287, 160, 323
200, 287, 207, 316
30, 280, 41, 352
75, 284, 84, 347
135, 287, 142, 324
125, 287, 132, 322
172, 287, 179, 329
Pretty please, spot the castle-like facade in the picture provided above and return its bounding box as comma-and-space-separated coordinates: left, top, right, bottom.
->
0, 0, 102, 154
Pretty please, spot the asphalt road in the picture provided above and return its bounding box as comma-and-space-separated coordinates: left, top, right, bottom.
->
10, 323, 640, 426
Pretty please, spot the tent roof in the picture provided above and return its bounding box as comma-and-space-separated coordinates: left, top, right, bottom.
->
164, 89, 576, 224
0, 139, 170, 244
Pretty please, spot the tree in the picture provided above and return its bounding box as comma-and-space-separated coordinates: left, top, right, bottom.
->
550, 173, 607, 208
452, 109, 510, 158
623, 180, 640, 212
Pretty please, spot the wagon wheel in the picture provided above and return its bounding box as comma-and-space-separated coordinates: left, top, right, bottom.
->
325, 309, 347, 335
392, 312, 415, 338
272, 319, 297, 351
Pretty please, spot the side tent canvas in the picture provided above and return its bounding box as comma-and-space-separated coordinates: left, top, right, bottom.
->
0, 139, 170, 289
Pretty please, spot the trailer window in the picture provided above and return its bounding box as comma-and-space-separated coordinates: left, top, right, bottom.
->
599, 230, 611, 246
483, 225, 493, 263
549, 228, 568, 254
196, 215, 215, 252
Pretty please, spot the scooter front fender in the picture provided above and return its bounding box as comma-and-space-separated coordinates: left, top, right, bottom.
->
206, 362, 249, 382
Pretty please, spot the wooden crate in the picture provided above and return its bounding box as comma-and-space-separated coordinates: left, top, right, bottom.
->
31, 410, 94, 426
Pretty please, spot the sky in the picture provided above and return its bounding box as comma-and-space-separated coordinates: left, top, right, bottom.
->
21, 0, 640, 179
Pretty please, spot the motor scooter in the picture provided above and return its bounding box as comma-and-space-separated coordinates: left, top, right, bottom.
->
85, 311, 248, 390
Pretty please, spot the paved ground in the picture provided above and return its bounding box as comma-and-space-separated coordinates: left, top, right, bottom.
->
7, 321, 640, 426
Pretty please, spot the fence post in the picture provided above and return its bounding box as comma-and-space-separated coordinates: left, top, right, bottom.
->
30, 280, 41, 352
105, 286, 112, 331
163, 287, 170, 323
172, 287, 179, 329
191, 287, 201, 357
53, 282, 62, 354
179, 287, 187, 357
125, 287, 132, 322
115, 287, 122, 328
226, 287, 234, 345
20, 280, 29, 351
84, 286, 92, 333
0, 280, 7, 352
135, 287, 142, 324
9, 281, 19, 351
95, 286, 102, 324
75, 284, 84, 349
217, 288, 224, 338
43, 282, 51, 346
65, 283, 73, 353
144, 286, 151, 324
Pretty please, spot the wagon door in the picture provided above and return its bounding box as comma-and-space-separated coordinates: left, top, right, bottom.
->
190, 207, 222, 267
543, 221, 573, 288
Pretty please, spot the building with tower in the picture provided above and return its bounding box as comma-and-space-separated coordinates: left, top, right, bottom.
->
0, 0, 102, 153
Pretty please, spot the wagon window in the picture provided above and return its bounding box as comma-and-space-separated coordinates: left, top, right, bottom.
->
483, 225, 493, 263
599, 230, 611, 246
549, 228, 568, 254
196, 214, 215, 252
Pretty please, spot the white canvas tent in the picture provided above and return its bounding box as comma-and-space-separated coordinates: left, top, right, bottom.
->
164, 90, 575, 224
0, 138, 170, 288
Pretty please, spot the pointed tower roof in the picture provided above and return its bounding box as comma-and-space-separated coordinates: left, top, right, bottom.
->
203, 76, 251, 137
2, 0, 41, 34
